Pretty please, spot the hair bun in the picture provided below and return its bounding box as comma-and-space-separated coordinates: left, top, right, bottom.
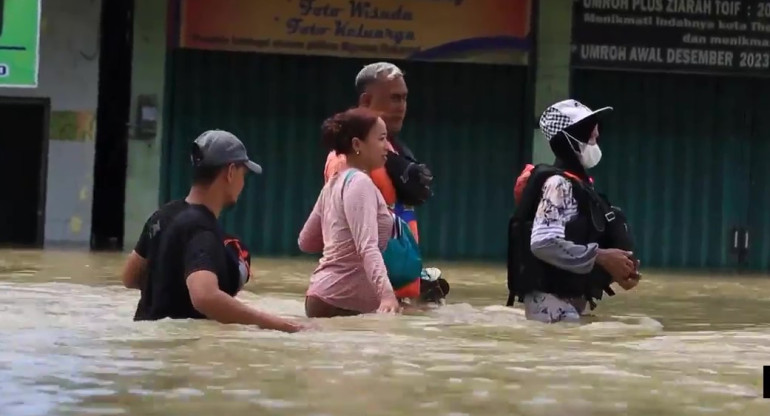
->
328, 118, 342, 135
320, 107, 380, 155
321, 116, 343, 152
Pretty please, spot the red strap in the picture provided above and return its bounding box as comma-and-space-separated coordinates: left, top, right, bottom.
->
514, 164, 535, 202
224, 237, 251, 278
225, 239, 249, 261
514, 164, 594, 203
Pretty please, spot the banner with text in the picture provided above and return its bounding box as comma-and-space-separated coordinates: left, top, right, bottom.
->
178, 0, 532, 64
0, 0, 41, 87
572, 0, 770, 76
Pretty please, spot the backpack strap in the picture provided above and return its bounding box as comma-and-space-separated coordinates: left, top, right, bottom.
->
341, 168, 401, 239
340, 168, 359, 200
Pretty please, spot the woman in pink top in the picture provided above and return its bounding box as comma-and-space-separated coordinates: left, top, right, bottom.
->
298, 107, 400, 318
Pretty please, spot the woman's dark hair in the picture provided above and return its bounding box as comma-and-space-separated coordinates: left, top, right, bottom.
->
321, 107, 381, 155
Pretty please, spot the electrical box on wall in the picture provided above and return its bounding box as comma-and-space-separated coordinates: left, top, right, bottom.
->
134, 94, 158, 140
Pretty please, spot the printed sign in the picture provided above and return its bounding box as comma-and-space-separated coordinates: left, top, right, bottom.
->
0, 0, 41, 87
572, 0, 770, 76
177, 0, 532, 64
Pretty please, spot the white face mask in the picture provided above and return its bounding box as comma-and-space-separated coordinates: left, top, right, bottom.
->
579, 143, 602, 169
564, 130, 602, 169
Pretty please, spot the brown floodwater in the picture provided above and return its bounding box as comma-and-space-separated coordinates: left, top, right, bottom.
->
1, 249, 769, 415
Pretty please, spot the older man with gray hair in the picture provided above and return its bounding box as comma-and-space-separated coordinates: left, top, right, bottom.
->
353, 61, 433, 219
354, 62, 409, 137
324, 61, 446, 304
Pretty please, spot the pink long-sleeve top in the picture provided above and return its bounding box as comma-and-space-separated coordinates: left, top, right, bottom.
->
298, 167, 396, 313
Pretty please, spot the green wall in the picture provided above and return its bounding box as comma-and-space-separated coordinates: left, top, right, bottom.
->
122, 1, 550, 253
122, 0, 570, 252
573, 70, 770, 271
532, 0, 573, 165
123, 0, 168, 249
122, 0, 770, 271
161, 50, 531, 260
573, 71, 746, 269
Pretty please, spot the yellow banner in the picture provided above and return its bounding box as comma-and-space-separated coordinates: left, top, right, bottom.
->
178, 0, 532, 64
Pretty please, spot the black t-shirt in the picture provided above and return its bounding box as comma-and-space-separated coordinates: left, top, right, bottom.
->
132, 200, 241, 321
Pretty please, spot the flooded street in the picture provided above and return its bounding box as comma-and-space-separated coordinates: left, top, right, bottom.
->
1, 249, 769, 415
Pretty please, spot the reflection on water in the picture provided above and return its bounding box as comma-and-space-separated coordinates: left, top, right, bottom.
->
0, 249, 769, 415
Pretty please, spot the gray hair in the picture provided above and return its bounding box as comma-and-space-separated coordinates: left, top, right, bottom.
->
354, 62, 404, 93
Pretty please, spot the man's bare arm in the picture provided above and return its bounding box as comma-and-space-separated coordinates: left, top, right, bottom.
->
186, 271, 305, 333
121, 251, 147, 289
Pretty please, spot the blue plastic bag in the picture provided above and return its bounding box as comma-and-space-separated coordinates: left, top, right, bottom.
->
383, 213, 423, 289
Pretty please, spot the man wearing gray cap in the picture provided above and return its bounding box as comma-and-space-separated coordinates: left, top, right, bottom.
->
506, 100, 640, 323
121, 130, 307, 332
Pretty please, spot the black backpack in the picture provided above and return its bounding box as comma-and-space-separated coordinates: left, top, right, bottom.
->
384, 140, 433, 206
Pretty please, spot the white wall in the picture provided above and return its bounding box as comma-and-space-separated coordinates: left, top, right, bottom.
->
0, 0, 101, 246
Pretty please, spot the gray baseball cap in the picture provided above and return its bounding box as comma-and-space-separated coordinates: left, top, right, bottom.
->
190, 129, 262, 174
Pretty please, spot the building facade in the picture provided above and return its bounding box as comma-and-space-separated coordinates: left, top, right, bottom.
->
0, 0, 100, 247
5, 0, 769, 271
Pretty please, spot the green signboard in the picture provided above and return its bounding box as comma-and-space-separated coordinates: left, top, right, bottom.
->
0, 0, 41, 88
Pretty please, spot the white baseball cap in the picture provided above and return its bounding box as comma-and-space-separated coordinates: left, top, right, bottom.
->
539, 99, 613, 142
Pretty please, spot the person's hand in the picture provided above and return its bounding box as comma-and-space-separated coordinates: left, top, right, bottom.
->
616, 275, 640, 290
298, 321, 320, 331
596, 248, 635, 283
616, 259, 642, 291
377, 296, 401, 314
283, 319, 318, 333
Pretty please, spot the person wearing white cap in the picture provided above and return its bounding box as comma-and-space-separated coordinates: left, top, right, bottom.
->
120, 130, 309, 332
506, 99, 641, 323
